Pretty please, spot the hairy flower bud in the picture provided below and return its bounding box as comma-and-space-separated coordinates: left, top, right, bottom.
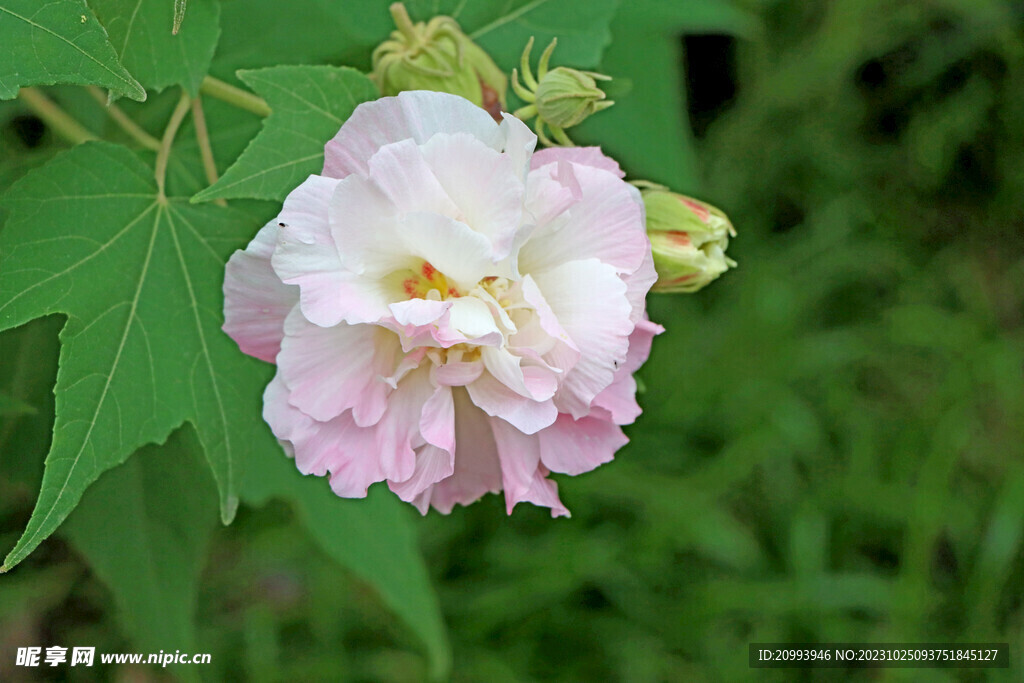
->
512, 38, 613, 147
641, 187, 737, 293
534, 66, 613, 130
372, 3, 507, 119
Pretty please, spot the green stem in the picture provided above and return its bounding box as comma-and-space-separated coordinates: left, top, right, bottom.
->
17, 88, 98, 145
199, 76, 271, 117
155, 91, 192, 203
191, 97, 227, 207
86, 86, 161, 151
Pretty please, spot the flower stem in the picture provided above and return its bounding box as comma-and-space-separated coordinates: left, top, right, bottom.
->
17, 88, 98, 145
199, 76, 271, 117
86, 86, 161, 151
191, 97, 227, 207
155, 91, 192, 203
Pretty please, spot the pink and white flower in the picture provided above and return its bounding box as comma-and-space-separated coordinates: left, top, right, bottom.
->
223, 91, 661, 517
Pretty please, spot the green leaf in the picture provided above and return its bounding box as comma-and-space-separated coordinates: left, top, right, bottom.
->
0, 0, 145, 100
0, 141, 274, 571
61, 424, 219, 657
244, 445, 451, 681
193, 66, 377, 203
89, 0, 220, 95
420, 0, 619, 70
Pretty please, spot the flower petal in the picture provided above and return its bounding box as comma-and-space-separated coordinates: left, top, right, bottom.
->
278, 308, 398, 425
223, 223, 298, 362
389, 444, 454, 504
538, 412, 627, 475
420, 132, 525, 259
530, 259, 633, 418
466, 370, 557, 434
490, 415, 540, 506
420, 384, 455, 452
367, 138, 461, 216
398, 212, 498, 290
592, 317, 663, 424
514, 465, 570, 518
519, 162, 647, 275
530, 146, 625, 178
412, 388, 502, 513
271, 174, 393, 326
323, 91, 504, 179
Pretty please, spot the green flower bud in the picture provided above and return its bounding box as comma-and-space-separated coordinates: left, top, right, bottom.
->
535, 66, 613, 129
641, 187, 737, 293
511, 37, 614, 147
372, 3, 507, 119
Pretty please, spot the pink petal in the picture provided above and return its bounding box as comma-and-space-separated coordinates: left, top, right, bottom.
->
389, 444, 455, 503
223, 222, 298, 362
622, 247, 659, 325
432, 359, 484, 386
277, 308, 399, 425
374, 365, 435, 482
530, 146, 625, 178
490, 416, 541, 505
262, 371, 312, 459
323, 91, 505, 179
420, 384, 455, 452
592, 317, 663, 424
538, 412, 628, 475
513, 466, 570, 518
481, 346, 556, 402
466, 371, 558, 434
522, 160, 582, 229
413, 388, 502, 513
519, 162, 647, 276
388, 298, 452, 327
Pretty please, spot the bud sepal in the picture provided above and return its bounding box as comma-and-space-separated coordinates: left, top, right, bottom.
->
640, 184, 737, 293
511, 37, 613, 147
372, 3, 507, 119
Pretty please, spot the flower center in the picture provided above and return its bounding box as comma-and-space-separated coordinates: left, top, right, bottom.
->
400, 260, 460, 300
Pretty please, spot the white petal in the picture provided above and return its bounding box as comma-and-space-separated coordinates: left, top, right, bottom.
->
398, 212, 496, 290
530, 259, 633, 418
323, 91, 504, 179
271, 175, 393, 326
420, 132, 525, 260
367, 138, 461, 217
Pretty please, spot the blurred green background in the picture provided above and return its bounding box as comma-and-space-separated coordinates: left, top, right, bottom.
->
2, 0, 1024, 680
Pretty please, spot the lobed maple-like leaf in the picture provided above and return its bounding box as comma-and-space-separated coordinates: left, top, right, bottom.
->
89, 0, 220, 95
0, 141, 273, 571
0, 0, 145, 100
193, 65, 377, 203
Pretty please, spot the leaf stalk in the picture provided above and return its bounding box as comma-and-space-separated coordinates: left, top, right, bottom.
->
17, 88, 98, 146
155, 91, 193, 202
86, 87, 161, 151
199, 76, 271, 117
